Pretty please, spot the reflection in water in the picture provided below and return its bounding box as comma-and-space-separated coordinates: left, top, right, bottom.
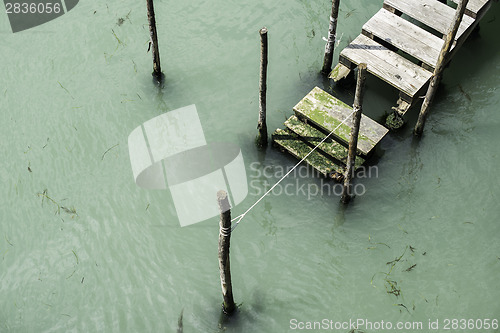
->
333, 201, 347, 227
397, 138, 423, 201
260, 201, 277, 237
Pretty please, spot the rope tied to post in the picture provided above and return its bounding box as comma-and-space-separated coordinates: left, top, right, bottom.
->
323, 32, 343, 48
229, 108, 357, 233
219, 225, 232, 237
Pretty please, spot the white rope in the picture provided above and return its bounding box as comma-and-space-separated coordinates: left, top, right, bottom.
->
229, 108, 356, 232
219, 225, 232, 237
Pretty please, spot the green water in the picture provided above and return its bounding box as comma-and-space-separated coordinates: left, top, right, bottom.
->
1, 0, 499, 332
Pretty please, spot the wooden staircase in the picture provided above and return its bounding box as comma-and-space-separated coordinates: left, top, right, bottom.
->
272, 87, 388, 180
271, 0, 493, 181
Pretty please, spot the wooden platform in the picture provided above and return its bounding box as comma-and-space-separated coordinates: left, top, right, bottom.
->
339, 35, 433, 102
293, 87, 388, 156
272, 128, 345, 178
272, 87, 387, 180
383, 0, 475, 40
362, 8, 444, 69
284, 115, 365, 168
331, 0, 493, 116
451, 0, 493, 18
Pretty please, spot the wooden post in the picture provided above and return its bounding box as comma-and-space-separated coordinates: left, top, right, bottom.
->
146, 0, 162, 82
256, 27, 268, 148
217, 190, 236, 315
341, 64, 367, 204
414, 0, 469, 136
321, 0, 341, 75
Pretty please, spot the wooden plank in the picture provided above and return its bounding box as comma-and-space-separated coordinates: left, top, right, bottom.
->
340, 34, 433, 99
284, 115, 365, 168
293, 86, 389, 156
451, 0, 492, 18
362, 8, 443, 68
272, 128, 344, 178
383, 0, 475, 40
328, 63, 352, 82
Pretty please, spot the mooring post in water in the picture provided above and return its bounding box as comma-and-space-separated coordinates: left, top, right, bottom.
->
217, 190, 236, 315
146, 0, 162, 81
321, 0, 341, 75
414, 0, 469, 136
256, 27, 269, 148
341, 63, 367, 204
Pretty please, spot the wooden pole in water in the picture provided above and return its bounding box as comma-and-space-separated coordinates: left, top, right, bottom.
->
414, 0, 469, 136
256, 27, 268, 148
341, 63, 367, 204
217, 190, 236, 315
321, 0, 341, 75
146, 0, 162, 81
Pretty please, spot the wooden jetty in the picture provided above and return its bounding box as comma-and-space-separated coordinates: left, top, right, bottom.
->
272, 0, 493, 180
332, 0, 492, 115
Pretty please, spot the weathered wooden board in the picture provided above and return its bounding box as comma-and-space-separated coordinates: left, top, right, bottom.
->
362, 8, 443, 68
272, 128, 344, 178
293, 86, 389, 156
284, 115, 365, 168
340, 35, 433, 100
328, 63, 352, 82
383, 0, 475, 41
451, 0, 492, 18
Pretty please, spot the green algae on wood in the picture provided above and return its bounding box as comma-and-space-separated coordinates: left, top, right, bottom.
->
329, 63, 352, 82
272, 128, 344, 179
386, 112, 405, 130
293, 87, 389, 156
284, 115, 364, 169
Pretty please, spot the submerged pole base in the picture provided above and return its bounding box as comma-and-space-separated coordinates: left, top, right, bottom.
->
218, 304, 238, 329
222, 301, 236, 315
152, 71, 165, 85
255, 131, 268, 149
340, 193, 352, 204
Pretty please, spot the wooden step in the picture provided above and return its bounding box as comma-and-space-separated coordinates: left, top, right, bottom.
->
293, 86, 389, 157
451, 0, 492, 19
339, 35, 433, 101
383, 0, 475, 41
284, 115, 365, 168
272, 128, 345, 179
362, 8, 444, 69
